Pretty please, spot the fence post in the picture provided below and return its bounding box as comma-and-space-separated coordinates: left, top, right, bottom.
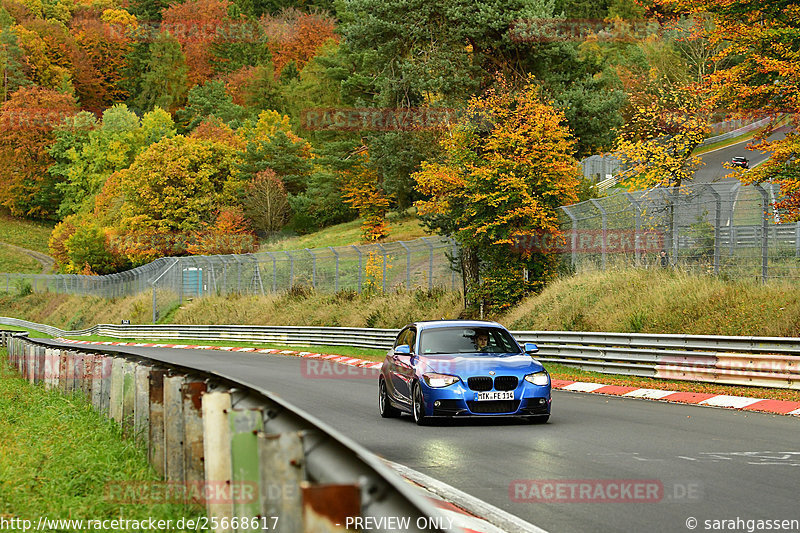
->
707, 186, 722, 274
449, 237, 458, 289
285, 251, 294, 289
560, 206, 578, 269
661, 188, 678, 266
623, 193, 642, 266
754, 183, 769, 282
376, 243, 387, 293
350, 245, 362, 294
398, 241, 411, 289
729, 183, 740, 256
265, 252, 276, 293
420, 238, 434, 290
589, 199, 607, 270
329, 247, 340, 292
795, 222, 800, 258
305, 248, 316, 289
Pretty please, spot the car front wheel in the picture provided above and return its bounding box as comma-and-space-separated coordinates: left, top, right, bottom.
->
412, 382, 430, 426
379, 379, 401, 418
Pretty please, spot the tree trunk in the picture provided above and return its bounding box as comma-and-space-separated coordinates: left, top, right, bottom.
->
461, 246, 480, 308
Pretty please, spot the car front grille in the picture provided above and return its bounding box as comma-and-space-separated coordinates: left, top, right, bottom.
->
494, 376, 518, 391
467, 400, 520, 414
467, 376, 493, 391
467, 376, 519, 391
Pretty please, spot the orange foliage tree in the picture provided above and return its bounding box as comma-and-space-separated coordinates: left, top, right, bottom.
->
161, 0, 232, 86
341, 150, 392, 242
413, 76, 580, 311
0, 86, 78, 218
658, 0, 800, 217
260, 9, 337, 78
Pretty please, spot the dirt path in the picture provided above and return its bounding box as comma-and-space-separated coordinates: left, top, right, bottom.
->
0, 241, 56, 273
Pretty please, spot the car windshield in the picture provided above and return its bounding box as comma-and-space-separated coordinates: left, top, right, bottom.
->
419, 326, 521, 355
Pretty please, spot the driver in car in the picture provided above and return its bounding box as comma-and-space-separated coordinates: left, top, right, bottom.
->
474, 331, 490, 352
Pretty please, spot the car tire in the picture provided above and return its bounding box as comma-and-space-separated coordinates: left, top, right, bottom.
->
412, 382, 430, 426
526, 415, 550, 424
379, 379, 401, 418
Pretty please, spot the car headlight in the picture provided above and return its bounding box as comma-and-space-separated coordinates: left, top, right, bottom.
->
423, 373, 460, 388
524, 371, 550, 386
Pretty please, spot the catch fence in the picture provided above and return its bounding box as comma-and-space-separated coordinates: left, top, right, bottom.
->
556, 181, 800, 280
1, 237, 461, 322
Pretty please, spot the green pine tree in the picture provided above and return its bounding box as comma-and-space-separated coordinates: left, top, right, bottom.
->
133, 31, 189, 113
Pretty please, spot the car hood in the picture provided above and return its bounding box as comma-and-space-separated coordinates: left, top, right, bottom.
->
415, 353, 545, 378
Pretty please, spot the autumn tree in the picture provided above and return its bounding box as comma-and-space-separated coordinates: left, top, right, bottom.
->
242, 168, 289, 235
51, 104, 175, 217
615, 84, 709, 189
260, 8, 337, 78
161, 0, 231, 86
413, 76, 580, 312
0, 8, 29, 102
237, 110, 314, 195
0, 86, 77, 218
658, 0, 800, 218
68, 7, 137, 111
341, 149, 392, 242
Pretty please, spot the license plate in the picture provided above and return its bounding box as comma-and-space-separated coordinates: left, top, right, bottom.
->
474, 391, 514, 401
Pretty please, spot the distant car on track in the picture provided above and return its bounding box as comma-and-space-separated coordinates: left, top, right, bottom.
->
378, 320, 551, 425
731, 156, 749, 169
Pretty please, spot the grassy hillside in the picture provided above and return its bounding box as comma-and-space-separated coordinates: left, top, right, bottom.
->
0, 213, 56, 274
261, 211, 428, 251
0, 246, 42, 273
0, 213, 55, 254
504, 267, 800, 337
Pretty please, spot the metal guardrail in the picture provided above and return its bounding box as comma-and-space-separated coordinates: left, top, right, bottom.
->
3, 317, 799, 389
5, 333, 451, 533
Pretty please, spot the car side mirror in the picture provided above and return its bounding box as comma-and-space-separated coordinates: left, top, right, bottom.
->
524, 343, 539, 354
394, 344, 411, 355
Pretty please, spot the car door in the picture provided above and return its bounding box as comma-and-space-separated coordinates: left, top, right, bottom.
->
389, 327, 416, 406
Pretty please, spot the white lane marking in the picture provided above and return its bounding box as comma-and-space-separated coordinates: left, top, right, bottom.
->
563, 382, 607, 392
698, 395, 763, 409
790, 408, 800, 416
384, 459, 548, 533
623, 389, 675, 399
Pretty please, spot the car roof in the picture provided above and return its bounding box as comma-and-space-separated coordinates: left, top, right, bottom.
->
410, 319, 505, 330
732, 156, 747, 160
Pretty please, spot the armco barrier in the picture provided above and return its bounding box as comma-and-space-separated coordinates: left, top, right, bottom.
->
4, 333, 450, 533
3, 317, 799, 389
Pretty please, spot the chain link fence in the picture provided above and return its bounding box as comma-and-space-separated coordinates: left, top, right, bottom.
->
1, 237, 461, 322
556, 181, 800, 280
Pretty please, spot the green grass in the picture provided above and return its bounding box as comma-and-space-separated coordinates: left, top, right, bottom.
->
261, 211, 427, 251
0, 247, 41, 273
64, 334, 387, 360
0, 351, 204, 529
0, 214, 54, 255
0, 325, 51, 338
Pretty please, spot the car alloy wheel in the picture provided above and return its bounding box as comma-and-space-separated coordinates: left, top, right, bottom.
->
412, 382, 429, 426
379, 379, 400, 418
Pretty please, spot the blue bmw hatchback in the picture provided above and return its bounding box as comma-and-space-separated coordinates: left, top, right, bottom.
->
378, 320, 551, 425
